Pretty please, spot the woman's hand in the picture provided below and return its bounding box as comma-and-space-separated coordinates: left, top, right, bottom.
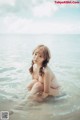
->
42, 92, 48, 98
36, 91, 43, 96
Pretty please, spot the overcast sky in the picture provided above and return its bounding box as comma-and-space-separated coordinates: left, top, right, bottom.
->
0, 0, 80, 34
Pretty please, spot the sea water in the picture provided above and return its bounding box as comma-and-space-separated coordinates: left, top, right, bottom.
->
0, 34, 80, 120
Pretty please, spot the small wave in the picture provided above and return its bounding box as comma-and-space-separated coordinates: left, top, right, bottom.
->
0, 67, 16, 73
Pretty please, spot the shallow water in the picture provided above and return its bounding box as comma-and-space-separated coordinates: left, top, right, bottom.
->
0, 34, 80, 120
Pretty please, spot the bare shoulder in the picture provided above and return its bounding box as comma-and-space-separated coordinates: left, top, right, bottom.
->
43, 66, 53, 78
33, 63, 37, 68
43, 66, 50, 74
43, 66, 56, 79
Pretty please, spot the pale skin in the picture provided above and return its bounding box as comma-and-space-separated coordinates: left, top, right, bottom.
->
27, 51, 60, 102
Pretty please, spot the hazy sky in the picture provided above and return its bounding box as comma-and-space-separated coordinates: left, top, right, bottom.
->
0, 0, 80, 34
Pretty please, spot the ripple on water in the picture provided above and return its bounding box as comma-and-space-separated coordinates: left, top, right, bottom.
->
0, 67, 16, 73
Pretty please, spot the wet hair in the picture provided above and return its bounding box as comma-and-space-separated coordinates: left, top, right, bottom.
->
29, 45, 51, 76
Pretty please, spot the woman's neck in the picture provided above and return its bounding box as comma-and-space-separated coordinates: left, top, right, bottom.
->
35, 63, 42, 68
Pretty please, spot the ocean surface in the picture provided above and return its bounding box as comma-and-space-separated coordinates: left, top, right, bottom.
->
0, 34, 80, 120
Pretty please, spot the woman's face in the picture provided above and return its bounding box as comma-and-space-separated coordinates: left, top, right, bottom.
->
33, 50, 45, 65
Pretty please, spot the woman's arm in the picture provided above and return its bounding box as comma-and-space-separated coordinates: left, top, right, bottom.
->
43, 70, 50, 93
41, 69, 50, 100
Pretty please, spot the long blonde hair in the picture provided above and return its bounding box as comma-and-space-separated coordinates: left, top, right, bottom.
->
29, 45, 51, 76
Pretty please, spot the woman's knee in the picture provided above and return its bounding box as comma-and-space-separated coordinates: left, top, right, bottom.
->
33, 82, 43, 90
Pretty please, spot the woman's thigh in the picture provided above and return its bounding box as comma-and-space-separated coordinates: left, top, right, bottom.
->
30, 82, 44, 94
27, 79, 37, 90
